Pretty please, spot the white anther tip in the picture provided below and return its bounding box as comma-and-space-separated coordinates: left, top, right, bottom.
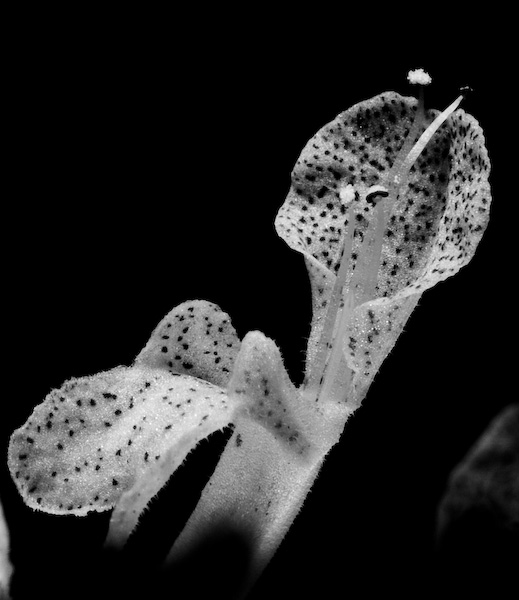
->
407, 69, 432, 86
339, 184, 355, 204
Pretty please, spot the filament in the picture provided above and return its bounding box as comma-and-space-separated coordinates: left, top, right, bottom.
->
307, 204, 354, 399
309, 85, 464, 407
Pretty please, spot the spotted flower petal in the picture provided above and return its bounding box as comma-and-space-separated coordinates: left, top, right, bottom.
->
275, 91, 491, 407
136, 299, 241, 386
8, 300, 242, 546
228, 330, 316, 455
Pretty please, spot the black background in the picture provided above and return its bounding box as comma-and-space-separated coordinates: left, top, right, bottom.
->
2, 10, 515, 600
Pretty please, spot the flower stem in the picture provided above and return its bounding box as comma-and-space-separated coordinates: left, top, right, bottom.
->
162, 417, 327, 599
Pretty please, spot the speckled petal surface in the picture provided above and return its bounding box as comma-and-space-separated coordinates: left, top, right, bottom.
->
275, 92, 491, 396
343, 294, 421, 408
275, 92, 490, 297
229, 331, 314, 456
8, 365, 236, 516
135, 300, 240, 387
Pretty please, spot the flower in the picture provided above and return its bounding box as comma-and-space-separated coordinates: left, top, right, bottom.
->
275, 88, 491, 409
7, 74, 493, 598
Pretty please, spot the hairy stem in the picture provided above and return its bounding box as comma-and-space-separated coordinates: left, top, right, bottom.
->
162, 417, 327, 599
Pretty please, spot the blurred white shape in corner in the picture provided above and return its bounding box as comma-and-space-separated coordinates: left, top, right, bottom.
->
0, 495, 12, 599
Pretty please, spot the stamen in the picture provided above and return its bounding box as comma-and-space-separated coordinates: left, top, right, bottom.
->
349, 200, 387, 305
389, 70, 430, 193
309, 72, 466, 408
313, 200, 387, 405
307, 204, 354, 398
395, 94, 463, 186
365, 186, 389, 206
339, 184, 355, 204
317, 289, 355, 405
407, 68, 432, 86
